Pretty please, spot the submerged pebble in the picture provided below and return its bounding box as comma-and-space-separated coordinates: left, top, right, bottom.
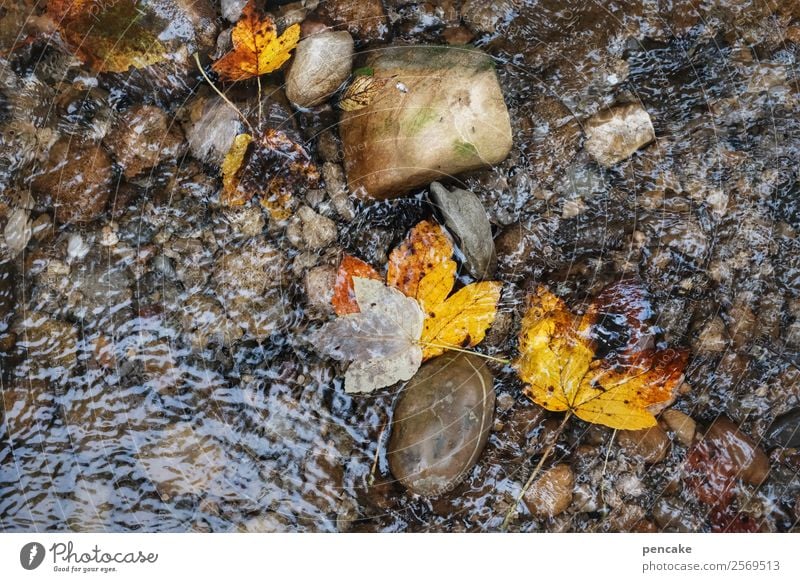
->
387, 352, 495, 497
522, 464, 574, 519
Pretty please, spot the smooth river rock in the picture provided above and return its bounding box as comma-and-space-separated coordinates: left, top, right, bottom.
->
584, 103, 655, 167
340, 45, 513, 199
286, 31, 354, 108
523, 463, 574, 519
32, 139, 112, 224
387, 352, 495, 496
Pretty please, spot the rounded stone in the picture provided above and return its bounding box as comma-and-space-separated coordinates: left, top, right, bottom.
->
660, 409, 696, 447
103, 104, 184, 178
387, 352, 495, 497
700, 417, 770, 485
32, 139, 112, 224
523, 463, 574, 519
618, 425, 670, 464
286, 31, 354, 108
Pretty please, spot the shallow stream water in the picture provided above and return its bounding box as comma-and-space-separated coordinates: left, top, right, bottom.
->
1, 0, 799, 532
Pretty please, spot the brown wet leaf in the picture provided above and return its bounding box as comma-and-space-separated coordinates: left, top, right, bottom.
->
212, 0, 300, 81
338, 75, 388, 112
47, 0, 169, 72
220, 128, 320, 220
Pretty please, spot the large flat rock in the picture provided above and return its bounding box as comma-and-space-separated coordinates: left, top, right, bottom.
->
340, 45, 513, 200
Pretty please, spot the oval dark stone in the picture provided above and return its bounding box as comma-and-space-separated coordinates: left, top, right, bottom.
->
767, 408, 800, 449
387, 352, 495, 497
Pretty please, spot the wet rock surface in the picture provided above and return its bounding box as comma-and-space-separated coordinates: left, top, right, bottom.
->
31, 139, 112, 224
523, 464, 574, 519
286, 31, 354, 108
104, 105, 184, 178
387, 352, 495, 497
339, 45, 513, 199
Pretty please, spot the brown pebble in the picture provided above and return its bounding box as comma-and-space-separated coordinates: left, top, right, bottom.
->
618, 424, 670, 464
660, 409, 696, 446
700, 417, 770, 485
443, 25, 474, 45
523, 464, 574, 519
32, 139, 112, 224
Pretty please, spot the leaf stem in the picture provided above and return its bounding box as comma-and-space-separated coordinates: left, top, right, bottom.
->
500, 411, 572, 531
257, 74, 263, 128
193, 52, 254, 134
417, 341, 511, 365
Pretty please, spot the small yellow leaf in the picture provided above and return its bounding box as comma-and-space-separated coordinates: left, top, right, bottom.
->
221, 133, 253, 207
515, 285, 688, 430
212, 0, 300, 81
420, 280, 502, 360
339, 75, 386, 112
387, 220, 454, 300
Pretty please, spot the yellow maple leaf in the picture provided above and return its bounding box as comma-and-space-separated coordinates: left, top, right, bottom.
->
212, 0, 300, 82
388, 221, 501, 360
515, 285, 688, 430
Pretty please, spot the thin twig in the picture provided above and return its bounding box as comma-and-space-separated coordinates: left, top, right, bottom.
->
599, 429, 617, 509
417, 341, 511, 365
501, 412, 572, 531
193, 53, 254, 134
368, 422, 388, 487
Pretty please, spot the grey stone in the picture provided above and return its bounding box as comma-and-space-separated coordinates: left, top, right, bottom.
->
584, 104, 655, 167
430, 181, 496, 279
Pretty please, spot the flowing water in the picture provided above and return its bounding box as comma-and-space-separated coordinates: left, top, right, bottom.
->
1, 0, 799, 532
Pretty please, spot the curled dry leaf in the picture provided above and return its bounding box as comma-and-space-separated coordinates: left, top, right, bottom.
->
315, 277, 424, 394
220, 129, 320, 219
515, 283, 688, 430
338, 75, 388, 112
212, 0, 300, 81
47, 0, 168, 72
221, 133, 254, 205
332, 254, 382, 316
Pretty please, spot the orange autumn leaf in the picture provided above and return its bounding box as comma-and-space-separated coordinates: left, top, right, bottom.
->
515, 284, 688, 430
386, 220, 455, 300
332, 255, 381, 315
212, 0, 300, 81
